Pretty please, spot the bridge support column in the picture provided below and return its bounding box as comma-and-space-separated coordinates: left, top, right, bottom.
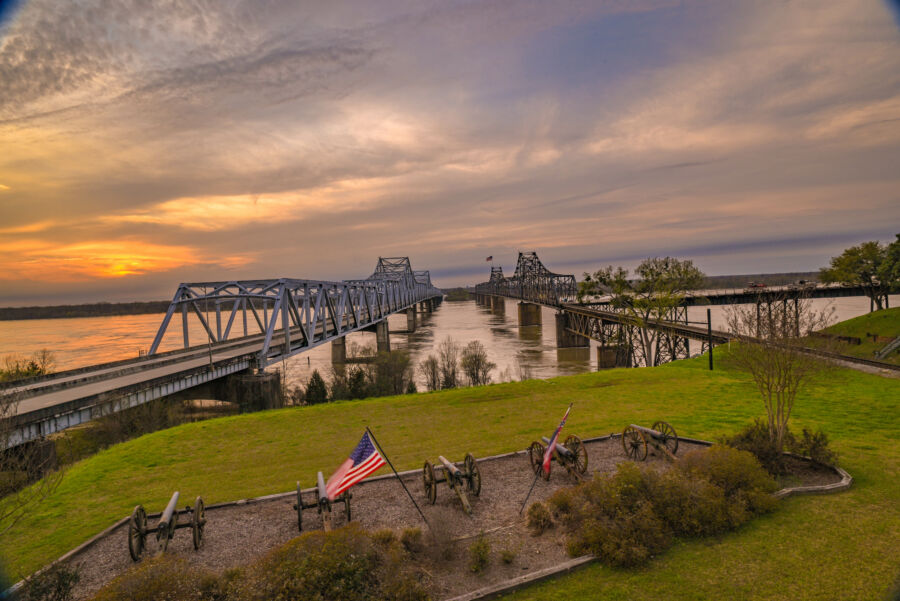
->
376, 320, 391, 352
517, 302, 542, 326
597, 345, 629, 369
331, 336, 347, 364
490, 296, 505, 313
555, 311, 589, 348
224, 370, 284, 412
407, 307, 417, 332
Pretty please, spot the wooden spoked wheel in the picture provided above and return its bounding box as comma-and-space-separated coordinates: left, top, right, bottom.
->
192, 497, 205, 550
423, 461, 437, 504
465, 453, 481, 497
128, 505, 147, 561
564, 435, 588, 474
622, 425, 648, 461
528, 441, 546, 478
295, 482, 304, 532
651, 421, 679, 456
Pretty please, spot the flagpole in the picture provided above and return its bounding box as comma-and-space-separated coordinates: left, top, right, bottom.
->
519, 403, 573, 515
366, 426, 431, 530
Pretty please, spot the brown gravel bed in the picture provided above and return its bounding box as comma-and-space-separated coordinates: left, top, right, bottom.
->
62, 438, 841, 600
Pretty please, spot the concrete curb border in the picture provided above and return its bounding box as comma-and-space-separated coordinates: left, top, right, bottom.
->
3, 433, 852, 599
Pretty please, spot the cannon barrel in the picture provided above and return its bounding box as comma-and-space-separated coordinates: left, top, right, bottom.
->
541, 436, 574, 458
438, 455, 461, 476
629, 424, 663, 438
158, 491, 180, 533
316, 471, 328, 502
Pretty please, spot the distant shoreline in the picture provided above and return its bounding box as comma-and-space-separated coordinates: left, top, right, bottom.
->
0, 301, 170, 321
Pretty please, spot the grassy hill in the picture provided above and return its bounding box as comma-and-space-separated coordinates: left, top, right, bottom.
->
821, 306, 900, 365
2, 351, 898, 600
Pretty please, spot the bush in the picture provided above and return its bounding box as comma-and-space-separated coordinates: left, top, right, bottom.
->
90, 555, 208, 601
550, 447, 779, 567
500, 548, 517, 564
22, 563, 80, 601
468, 534, 491, 573
723, 418, 794, 474
227, 523, 428, 601
305, 370, 329, 404
792, 427, 837, 466
526, 501, 553, 535
400, 527, 424, 554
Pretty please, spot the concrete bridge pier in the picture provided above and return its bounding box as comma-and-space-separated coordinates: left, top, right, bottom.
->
225, 370, 284, 412
376, 320, 391, 352
555, 311, 589, 348
331, 335, 347, 363
597, 344, 630, 368
490, 296, 505, 314
518, 302, 542, 327
407, 307, 417, 332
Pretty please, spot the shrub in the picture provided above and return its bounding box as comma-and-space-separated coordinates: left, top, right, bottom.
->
305, 370, 329, 404
791, 427, 837, 466
723, 419, 795, 474
468, 534, 491, 573
677, 445, 778, 499
22, 563, 80, 601
400, 527, 424, 554
547, 487, 576, 522
227, 523, 428, 601
500, 548, 517, 564
526, 501, 553, 535
90, 555, 208, 601
371, 528, 397, 546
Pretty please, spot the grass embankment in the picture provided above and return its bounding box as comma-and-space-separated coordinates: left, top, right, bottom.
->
822, 306, 900, 365
2, 353, 899, 600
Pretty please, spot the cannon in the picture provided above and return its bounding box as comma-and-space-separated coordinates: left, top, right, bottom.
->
293, 471, 351, 532
128, 491, 205, 561
423, 454, 482, 515
528, 435, 588, 481
622, 422, 679, 461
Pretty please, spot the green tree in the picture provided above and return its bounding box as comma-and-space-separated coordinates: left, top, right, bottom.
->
583, 257, 705, 366
305, 370, 328, 404
878, 234, 900, 294
820, 239, 893, 311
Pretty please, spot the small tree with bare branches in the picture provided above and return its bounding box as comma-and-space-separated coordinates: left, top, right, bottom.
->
724, 296, 835, 456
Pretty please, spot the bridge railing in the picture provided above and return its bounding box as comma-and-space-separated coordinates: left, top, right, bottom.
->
148, 258, 440, 367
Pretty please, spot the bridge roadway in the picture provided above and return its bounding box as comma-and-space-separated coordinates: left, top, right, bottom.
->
560, 303, 731, 344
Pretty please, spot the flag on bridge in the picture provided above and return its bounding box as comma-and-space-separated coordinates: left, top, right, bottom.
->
486, 256, 493, 262
326, 431, 386, 500
542, 404, 572, 476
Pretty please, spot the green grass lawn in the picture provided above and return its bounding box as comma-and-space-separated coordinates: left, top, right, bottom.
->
823, 306, 900, 365
2, 352, 899, 600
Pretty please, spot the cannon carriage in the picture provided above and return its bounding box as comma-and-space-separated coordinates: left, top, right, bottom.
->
528, 435, 588, 480
128, 491, 205, 561
293, 471, 352, 532
423, 453, 482, 515
622, 421, 679, 461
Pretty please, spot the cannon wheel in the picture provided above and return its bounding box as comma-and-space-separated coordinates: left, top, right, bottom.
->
564, 435, 588, 474
423, 461, 437, 504
528, 441, 547, 479
296, 482, 303, 532
192, 497, 205, 550
622, 425, 648, 461
651, 421, 679, 455
343, 492, 351, 523
128, 505, 147, 561
464, 453, 482, 497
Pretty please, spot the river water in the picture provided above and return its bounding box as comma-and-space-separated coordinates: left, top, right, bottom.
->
0, 294, 895, 389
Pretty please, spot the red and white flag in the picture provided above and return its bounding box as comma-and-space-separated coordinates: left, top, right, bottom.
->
325, 431, 386, 500
485, 256, 493, 262
542, 404, 571, 476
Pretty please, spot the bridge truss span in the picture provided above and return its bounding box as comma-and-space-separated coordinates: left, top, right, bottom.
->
149, 257, 441, 368
474, 251, 576, 306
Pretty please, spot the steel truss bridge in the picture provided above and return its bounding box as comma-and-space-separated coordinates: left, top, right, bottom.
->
3, 258, 441, 448
474, 251, 882, 368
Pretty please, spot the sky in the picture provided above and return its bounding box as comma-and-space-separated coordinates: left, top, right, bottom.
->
0, 0, 899, 305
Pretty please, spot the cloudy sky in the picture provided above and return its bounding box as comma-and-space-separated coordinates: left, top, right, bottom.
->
0, 0, 898, 305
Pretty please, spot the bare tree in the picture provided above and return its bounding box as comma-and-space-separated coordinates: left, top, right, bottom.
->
437, 338, 461, 389
0, 390, 64, 537
724, 296, 835, 455
418, 356, 441, 391
460, 341, 496, 387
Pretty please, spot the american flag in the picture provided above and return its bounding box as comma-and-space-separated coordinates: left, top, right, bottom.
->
485, 256, 493, 262
325, 431, 386, 500
542, 405, 571, 475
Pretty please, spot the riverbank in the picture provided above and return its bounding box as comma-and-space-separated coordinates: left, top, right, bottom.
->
0, 301, 170, 321
2, 350, 898, 599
